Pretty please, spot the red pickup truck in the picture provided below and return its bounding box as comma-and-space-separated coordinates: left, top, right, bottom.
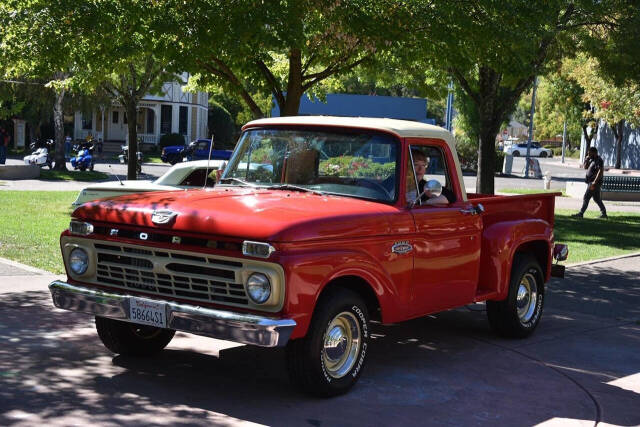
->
50, 116, 567, 396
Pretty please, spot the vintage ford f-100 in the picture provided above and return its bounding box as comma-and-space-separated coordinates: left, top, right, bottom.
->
50, 116, 567, 396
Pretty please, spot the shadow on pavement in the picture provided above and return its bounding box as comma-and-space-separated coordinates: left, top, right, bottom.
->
1, 263, 639, 425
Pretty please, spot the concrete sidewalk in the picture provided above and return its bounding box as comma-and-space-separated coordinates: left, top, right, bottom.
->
0, 255, 638, 426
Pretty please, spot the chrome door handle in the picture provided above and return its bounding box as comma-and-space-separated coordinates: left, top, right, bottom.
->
460, 204, 485, 215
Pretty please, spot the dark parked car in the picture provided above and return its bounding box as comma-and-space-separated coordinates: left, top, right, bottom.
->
161, 139, 232, 164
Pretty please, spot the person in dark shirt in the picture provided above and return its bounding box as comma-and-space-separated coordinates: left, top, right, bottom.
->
572, 146, 607, 218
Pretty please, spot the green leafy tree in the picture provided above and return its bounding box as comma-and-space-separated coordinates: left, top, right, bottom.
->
564, 54, 640, 168
171, 0, 399, 118
409, 0, 612, 194
0, 1, 77, 169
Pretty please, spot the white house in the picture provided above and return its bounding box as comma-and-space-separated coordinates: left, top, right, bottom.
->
73, 73, 209, 145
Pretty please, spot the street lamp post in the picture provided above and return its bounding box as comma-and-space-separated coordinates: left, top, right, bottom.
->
445, 79, 454, 132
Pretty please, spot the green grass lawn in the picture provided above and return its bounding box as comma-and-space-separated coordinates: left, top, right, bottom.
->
0, 191, 76, 273
0, 192, 638, 273
40, 169, 109, 181
143, 155, 163, 164
555, 209, 640, 264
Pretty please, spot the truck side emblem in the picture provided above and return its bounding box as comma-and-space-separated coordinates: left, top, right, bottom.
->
151, 209, 178, 225
392, 241, 412, 254
109, 228, 119, 236
139, 232, 148, 240
172, 236, 181, 244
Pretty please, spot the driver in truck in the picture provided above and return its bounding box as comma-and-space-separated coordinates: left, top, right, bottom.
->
409, 149, 453, 205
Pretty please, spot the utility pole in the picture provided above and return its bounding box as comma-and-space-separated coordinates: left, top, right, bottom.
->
561, 120, 567, 163
445, 79, 454, 132
524, 76, 538, 178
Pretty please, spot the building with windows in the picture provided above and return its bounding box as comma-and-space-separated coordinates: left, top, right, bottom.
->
73, 73, 209, 145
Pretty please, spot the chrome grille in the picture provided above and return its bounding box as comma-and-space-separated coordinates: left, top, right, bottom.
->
93, 242, 248, 307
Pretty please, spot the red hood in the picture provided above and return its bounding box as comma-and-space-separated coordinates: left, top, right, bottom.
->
72, 187, 404, 242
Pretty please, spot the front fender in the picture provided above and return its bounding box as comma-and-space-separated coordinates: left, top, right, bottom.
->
278, 246, 412, 340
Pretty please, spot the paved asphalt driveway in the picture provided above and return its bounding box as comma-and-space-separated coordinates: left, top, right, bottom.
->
0, 254, 639, 426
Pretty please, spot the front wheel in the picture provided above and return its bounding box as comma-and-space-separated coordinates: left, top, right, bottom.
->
286, 288, 369, 397
95, 317, 175, 356
89, 161, 94, 171
540, 151, 547, 158
487, 254, 544, 338
136, 163, 142, 174
512, 151, 520, 157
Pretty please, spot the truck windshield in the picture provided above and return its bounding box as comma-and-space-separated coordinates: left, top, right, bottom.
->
222, 128, 399, 202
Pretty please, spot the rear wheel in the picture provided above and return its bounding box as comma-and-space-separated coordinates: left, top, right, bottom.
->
286, 288, 369, 397
95, 317, 175, 356
89, 161, 94, 171
540, 151, 547, 158
512, 151, 520, 157
487, 254, 544, 338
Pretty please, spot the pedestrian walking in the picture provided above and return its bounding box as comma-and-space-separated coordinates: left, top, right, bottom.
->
0, 126, 8, 165
572, 146, 607, 218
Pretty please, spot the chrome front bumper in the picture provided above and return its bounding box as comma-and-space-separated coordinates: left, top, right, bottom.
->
49, 281, 296, 347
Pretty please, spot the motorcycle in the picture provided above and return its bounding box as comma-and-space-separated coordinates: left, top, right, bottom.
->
70, 141, 95, 171
119, 145, 143, 174
23, 139, 54, 169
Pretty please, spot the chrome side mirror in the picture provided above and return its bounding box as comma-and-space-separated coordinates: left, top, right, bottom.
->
411, 179, 442, 207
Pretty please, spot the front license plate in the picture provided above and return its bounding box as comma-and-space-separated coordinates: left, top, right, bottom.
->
129, 298, 167, 328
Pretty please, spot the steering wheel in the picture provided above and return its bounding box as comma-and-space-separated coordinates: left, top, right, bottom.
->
359, 178, 393, 200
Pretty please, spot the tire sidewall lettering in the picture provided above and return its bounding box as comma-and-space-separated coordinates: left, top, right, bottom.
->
319, 303, 369, 386
520, 267, 543, 329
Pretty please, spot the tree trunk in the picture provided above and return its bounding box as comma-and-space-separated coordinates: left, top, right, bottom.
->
52, 88, 67, 170
613, 119, 625, 169
279, 48, 303, 117
476, 123, 500, 195
125, 99, 139, 180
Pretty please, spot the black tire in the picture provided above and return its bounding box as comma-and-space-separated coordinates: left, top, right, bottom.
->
137, 163, 142, 174
89, 161, 94, 171
487, 254, 545, 338
286, 288, 370, 397
169, 157, 179, 165
540, 151, 547, 158
95, 316, 175, 356
79, 165, 86, 171
512, 151, 520, 157
47, 161, 53, 169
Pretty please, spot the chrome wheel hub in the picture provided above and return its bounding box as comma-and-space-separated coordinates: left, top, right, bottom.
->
516, 273, 538, 323
322, 311, 361, 379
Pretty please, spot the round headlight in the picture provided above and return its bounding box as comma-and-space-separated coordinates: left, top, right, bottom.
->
69, 247, 89, 275
246, 273, 271, 304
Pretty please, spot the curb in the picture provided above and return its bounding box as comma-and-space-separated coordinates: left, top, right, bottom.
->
565, 251, 640, 268
0, 256, 56, 275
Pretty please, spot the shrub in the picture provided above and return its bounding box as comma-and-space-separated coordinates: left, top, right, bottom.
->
159, 133, 185, 149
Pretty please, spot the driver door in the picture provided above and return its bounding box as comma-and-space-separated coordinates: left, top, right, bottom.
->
407, 142, 482, 316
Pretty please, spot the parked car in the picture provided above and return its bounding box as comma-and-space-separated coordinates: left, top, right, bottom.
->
161, 138, 232, 164
71, 159, 226, 206
50, 116, 568, 397
504, 142, 552, 157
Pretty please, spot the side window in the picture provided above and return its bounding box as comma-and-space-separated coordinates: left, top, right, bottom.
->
407, 145, 456, 206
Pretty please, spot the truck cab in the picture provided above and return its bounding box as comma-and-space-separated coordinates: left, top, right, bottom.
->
50, 116, 567, 396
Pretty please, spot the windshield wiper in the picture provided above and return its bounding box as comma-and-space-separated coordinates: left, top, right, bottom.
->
218, 177, 256, 187
266, 184, 324, 195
